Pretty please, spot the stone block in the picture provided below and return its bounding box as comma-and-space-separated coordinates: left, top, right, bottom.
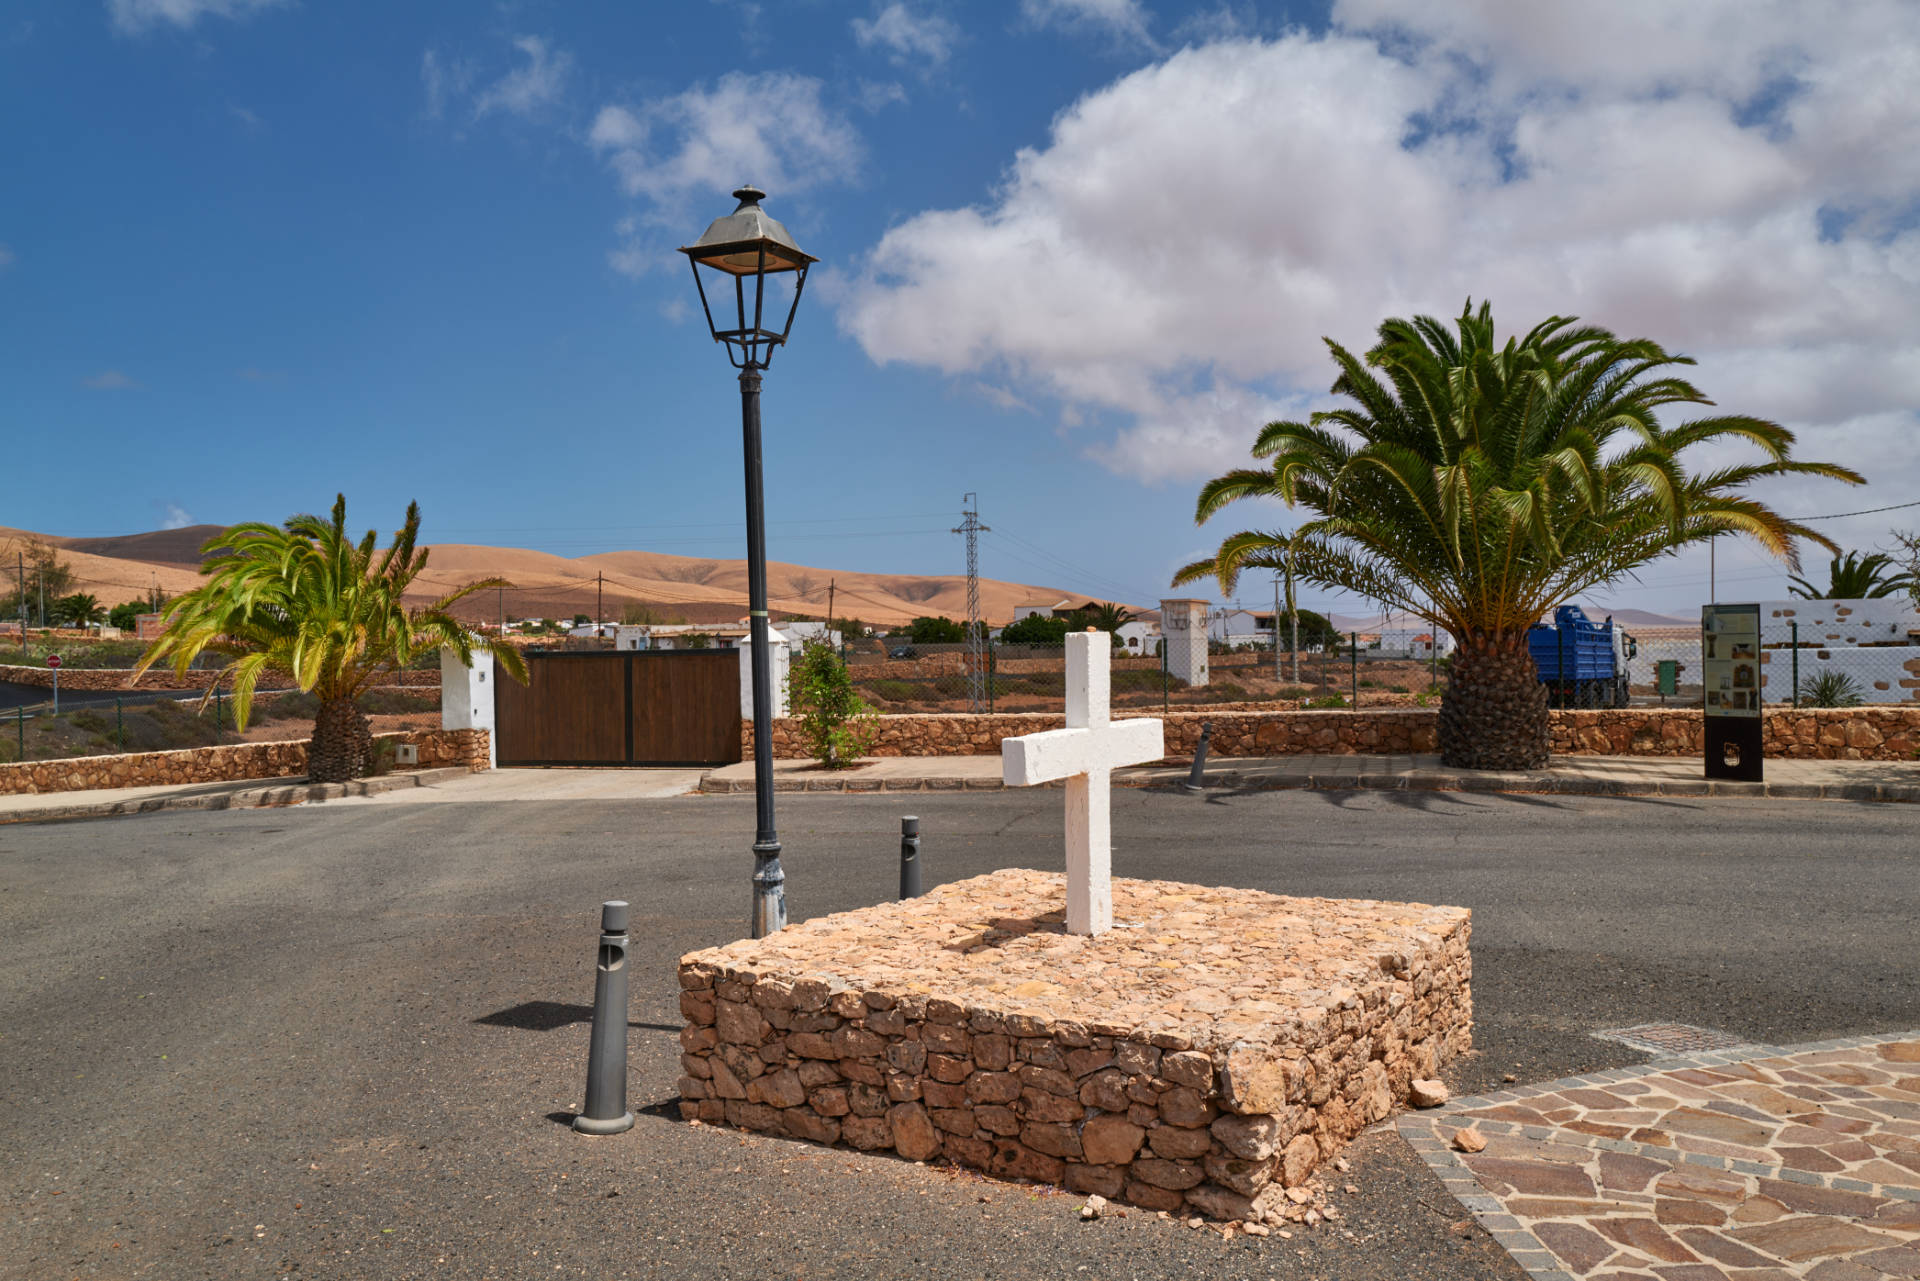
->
677, 869, 1471, 1224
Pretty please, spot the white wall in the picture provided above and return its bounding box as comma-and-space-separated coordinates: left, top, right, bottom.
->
1628, 599, 1920, 704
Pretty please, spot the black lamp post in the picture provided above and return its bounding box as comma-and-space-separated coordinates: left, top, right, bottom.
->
681, 185, 816, 939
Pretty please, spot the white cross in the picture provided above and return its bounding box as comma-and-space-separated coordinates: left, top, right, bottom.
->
1001, 630, 1165, 935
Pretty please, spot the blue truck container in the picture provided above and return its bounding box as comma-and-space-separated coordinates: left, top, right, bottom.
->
1527, 605, 1634, 708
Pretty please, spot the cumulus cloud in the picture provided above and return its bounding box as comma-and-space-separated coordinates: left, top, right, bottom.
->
106, 0, 284, 36
83, 370, 141, 390
590, 73, 861, 206
852, 4, 959, 69
590, 72, 862, 277
838, 4, 1920, 516
472, 35, 571, 120
160, 503, 192, 530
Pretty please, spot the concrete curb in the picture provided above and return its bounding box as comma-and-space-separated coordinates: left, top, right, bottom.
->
0, 766, 474, 824
698, 766, 1920, 801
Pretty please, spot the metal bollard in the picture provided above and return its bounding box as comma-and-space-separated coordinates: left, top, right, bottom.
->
1182, 722, 1213, 794
899, 816, 922, 899
573, 900, 635, 1135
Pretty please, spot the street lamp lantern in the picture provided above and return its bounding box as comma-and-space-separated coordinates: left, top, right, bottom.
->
680, 185, 816, 939
681, 185, 817, 371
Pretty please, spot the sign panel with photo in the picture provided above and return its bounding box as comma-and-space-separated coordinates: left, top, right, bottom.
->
1701, 604, 1762, 719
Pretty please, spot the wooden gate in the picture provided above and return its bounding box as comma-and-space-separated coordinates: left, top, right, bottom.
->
493, 650, 743, 767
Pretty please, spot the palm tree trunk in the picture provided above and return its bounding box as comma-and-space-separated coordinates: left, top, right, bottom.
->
1439, 630, 1549, 769
309, 696, 371, 783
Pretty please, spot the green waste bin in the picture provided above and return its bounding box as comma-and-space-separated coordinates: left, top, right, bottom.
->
1655, 659, 1679, 696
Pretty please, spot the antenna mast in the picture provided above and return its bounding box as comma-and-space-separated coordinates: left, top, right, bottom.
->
954, 494, 990, 712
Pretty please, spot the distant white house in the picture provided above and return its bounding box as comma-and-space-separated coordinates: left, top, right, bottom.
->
1379, 628, 1456, 658
1115, 619, 1161, 654
1208, 609, 1272, 646
780, 621, 842, 653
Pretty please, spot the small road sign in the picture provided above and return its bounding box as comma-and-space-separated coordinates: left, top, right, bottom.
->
46, 654, 61, 669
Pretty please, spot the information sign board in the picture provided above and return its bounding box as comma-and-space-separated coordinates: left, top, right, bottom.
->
1701, 604, 1762, 718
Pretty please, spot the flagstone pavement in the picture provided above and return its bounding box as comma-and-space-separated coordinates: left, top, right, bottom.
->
1400, 1032, 1920, 1280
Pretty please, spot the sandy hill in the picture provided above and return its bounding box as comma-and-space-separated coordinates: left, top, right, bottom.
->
2, 526, 1100, 628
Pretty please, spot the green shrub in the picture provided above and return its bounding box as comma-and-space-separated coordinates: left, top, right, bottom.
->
788, 640, 879, 768
1276, 686, 1310, 700
1797, 671, 1865, 708
1303, 694, 1348, 709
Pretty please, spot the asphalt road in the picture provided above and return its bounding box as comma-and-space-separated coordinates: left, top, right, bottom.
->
0, 680, 202, 713
2, 787, 1916, 1280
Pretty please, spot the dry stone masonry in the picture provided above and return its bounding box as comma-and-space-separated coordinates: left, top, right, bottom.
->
0, 728, 489, 796
676, 869, 1473, 1224
745, 707, 1920, 763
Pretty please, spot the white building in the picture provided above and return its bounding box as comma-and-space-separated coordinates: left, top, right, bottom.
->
1378, 628, 1456, 658
779, 620, 842, 653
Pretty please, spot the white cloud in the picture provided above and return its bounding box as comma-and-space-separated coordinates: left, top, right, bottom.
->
472, 35, 571, 120
106, 0, 284, 36
839, 7, 1920, 521
83, 370, 141, 390
855, 80, 910, 113
1020, 0, 1155, 46
0, 243, 13, 270
852, 4, 959, 68
161, 503, 192, 530
590, 72, 862, 210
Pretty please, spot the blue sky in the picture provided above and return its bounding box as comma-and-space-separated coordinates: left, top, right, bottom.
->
4, 0, 1916, 620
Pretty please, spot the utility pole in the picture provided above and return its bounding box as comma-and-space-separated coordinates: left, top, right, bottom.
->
954, 494, 989, 712
1709, 536, 1716, 603
1272, 574, 1282, 682
826, 579, 836, 647
596, 572, 604, 630
498, 584, 505, 636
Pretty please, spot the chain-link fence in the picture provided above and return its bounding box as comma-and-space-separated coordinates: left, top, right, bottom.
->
1631, 622, 1920, 707
840, 635, 1449, 714
0, 687, 442, 765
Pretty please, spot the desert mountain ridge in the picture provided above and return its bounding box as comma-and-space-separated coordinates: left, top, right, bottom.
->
0, 524, 1113, 628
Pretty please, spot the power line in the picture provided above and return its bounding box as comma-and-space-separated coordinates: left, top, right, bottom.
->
1795, 498, 1920, 522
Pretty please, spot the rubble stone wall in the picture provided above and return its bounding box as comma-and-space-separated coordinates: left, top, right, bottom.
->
0, 728, 489, 796
744, 707, 1920, 762
675, 912, 1471, 1224
0, 664, 441, 692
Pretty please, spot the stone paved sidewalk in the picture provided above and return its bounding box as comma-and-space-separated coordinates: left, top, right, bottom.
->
700, 753, 1920, 802
1400, 1032, 1920, 1279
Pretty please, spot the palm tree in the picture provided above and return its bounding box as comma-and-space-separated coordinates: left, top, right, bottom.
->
1175, 301, 1862, 769
53, 593, 105, 626
1786, 550, 1916, 599
1078, 601, 1136, 633
135, 496, 527, 782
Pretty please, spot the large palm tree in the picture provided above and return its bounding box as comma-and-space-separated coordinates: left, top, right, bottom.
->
1175, 302, 1862, 769
1786, 550, 1916, 600
136, 496, 527, 782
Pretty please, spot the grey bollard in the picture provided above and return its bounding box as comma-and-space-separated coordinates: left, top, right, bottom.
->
1182, 722, 1213, 794
573, 900, 635, 1135
899, 816, 922, 899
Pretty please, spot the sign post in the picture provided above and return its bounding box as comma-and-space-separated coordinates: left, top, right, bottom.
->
1701, 604, 1762, 781
47, 652, 60, 715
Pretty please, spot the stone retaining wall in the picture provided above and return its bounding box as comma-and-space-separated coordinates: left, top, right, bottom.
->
0, 664, 440, 692
745, 707, 1920, 762
0, 728, 489, 796
677, 871, 1473, 1225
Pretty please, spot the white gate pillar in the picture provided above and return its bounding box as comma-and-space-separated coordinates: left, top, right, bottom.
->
1160, 598, 1210, 687
441, 645, 498, 768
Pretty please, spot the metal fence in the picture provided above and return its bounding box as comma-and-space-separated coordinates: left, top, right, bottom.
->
1632, 623, 1920, 707
840, 635, 1447, 714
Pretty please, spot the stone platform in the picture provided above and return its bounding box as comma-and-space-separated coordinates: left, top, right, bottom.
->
676, 869, 1472, 1224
